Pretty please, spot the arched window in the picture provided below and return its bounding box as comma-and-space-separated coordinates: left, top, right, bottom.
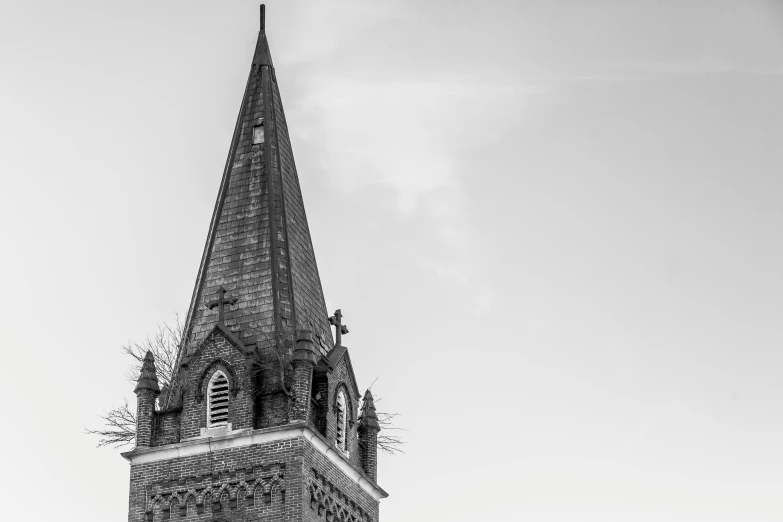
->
208, 371, 230, 428
335, 389, 348, 452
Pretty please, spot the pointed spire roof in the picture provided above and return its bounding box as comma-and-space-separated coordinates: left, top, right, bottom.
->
135, 351, 161, 394
179, 6, 333, 360
359, 389, 380, 430
253, 5, 273, 68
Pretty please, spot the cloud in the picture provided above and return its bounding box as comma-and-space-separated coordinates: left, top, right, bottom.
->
274, 1, 398, 65
292, 75, 524, 311
296, 77, 520, 210
573, 59, 783, 83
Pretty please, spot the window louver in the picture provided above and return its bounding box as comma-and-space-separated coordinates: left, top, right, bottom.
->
208, 371, 229, 428
336, 390, 347, 451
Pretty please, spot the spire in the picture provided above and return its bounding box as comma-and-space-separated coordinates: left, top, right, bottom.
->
135, 351, 161, 394
253, 5, 273, 68
178, 6, 333, 363
359, 389, 380, 430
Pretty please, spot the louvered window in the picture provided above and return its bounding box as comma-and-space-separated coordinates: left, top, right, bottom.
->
208, 371, 230, 428
336, 389, 347, 452
253, 121, 264, 144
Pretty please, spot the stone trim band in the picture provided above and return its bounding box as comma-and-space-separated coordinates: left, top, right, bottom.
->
122, 422, 388, 501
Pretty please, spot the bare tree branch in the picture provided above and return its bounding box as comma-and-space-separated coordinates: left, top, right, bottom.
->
121, 314, 183, 389
377, 435, 406, 455
85, 399, 137, 448
90, 318, 406, 455
364, 387, 407, 455
88, 316, 182, 448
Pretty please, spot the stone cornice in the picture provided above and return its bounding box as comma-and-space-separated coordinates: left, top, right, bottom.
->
121, 422, 388, 501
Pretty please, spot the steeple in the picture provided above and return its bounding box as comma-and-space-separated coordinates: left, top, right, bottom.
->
178, 4, 333, 371
123, 11, 388, 520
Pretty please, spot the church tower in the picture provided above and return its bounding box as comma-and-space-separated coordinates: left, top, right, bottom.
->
123, 6, 387, 521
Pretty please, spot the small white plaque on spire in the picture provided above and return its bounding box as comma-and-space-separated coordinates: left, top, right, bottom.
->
253, 121, 265, 144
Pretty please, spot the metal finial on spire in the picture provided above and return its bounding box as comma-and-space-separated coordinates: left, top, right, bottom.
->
260, 4, 266, 34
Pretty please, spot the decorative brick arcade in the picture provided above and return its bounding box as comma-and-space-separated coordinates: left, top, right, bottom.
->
123, 6, 387, 521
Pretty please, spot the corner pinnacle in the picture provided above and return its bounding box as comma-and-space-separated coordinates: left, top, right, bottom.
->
359, 389, 380, 430
134, 350, 161, 395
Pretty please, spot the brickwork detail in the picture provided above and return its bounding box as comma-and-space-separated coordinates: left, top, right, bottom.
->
308, 469, 372, 522
127, 437, 303, 522
310, 372, 327, 434
144, 463, 285, 521
151, 410, 181, 446
290, 359, 315, 422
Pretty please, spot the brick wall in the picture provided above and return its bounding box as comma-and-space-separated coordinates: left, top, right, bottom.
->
303, 438, 378, 522
128, 437, 300, 522
128, 434, 379, 522
152, 410, 181, 446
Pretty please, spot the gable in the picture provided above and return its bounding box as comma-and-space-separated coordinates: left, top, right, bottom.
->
182, 326, 251, 403
324, 345, 361, 398
177, 326, 257, 439
181, 323, 248, 369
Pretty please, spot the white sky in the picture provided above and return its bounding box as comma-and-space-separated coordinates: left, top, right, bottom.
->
2, 1, 783, 520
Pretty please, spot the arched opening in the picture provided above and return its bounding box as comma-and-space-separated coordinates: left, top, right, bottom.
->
335, 389, 348, 452
208, 370, 230, 428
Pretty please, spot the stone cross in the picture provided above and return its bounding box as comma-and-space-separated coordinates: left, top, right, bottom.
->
206, 286, 238, 325
329, 309, 349, 347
